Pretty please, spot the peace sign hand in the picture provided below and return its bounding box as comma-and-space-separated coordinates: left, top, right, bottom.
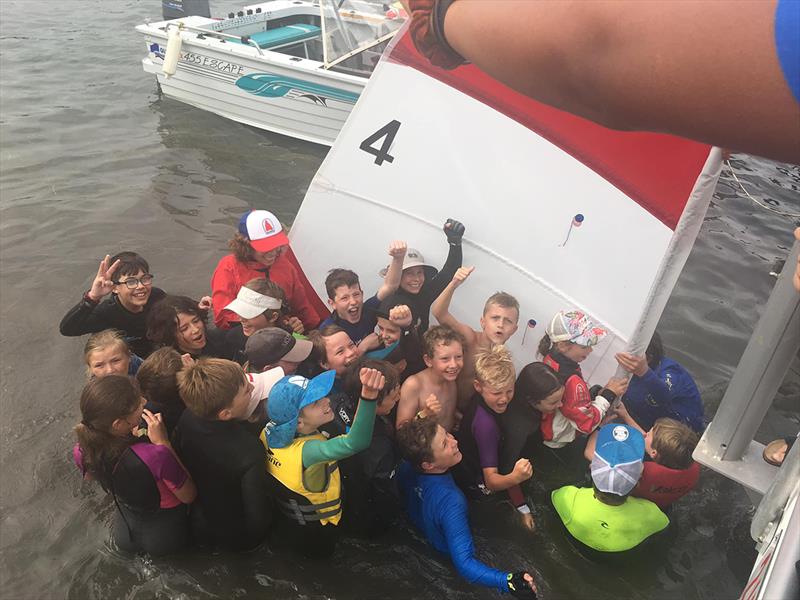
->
87, 255, 121, 302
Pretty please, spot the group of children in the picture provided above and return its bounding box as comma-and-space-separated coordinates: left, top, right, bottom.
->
63, 209, 707, 596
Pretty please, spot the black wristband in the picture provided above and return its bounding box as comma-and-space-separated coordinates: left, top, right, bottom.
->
82, 291, 99, 306
431, 0, 465, 65
599, 388, 617, 403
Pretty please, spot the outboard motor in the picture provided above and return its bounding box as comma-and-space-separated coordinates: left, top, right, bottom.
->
162, 0, 211, 20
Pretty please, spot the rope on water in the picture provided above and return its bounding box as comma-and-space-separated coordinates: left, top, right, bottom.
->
724, 160, 800, 219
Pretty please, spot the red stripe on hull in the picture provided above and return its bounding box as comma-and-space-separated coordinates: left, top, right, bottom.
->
389, 34, 711, 230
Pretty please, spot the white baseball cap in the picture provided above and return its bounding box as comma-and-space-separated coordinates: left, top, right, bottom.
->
245, 366, 285, 417
224, 286, 283, 319
238, 210, 289, 253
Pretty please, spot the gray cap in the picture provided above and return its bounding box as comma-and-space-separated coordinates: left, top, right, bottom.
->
245, 327, 312, 371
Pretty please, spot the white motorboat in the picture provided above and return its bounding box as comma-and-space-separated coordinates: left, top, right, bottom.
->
135, 1, 405, 146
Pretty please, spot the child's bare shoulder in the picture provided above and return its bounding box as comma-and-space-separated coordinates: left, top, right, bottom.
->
401, 372, 423, 392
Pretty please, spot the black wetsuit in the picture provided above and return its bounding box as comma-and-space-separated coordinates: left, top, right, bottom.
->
392, 242, 462, 334
322, 393, 401, 537
497, 390, 542, 475
59, 288, 167, 357
173, 410, 272, 551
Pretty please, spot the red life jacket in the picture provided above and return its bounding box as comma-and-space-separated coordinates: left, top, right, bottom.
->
634, 460, 700, 508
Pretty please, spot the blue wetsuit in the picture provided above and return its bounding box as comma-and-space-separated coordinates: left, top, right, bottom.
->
398, 461, 508, 592
623, 357, 704, 433
776, 0, 800, 102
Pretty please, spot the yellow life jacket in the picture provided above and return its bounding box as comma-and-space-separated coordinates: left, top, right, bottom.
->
551, 486, 669, 552
262, 432, 342, 526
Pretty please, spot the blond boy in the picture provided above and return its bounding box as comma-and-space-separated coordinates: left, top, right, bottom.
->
397, 325, 465, 432
431, 267, 519, 407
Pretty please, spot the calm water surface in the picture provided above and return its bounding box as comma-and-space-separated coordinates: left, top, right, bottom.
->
1, 1, 798, 599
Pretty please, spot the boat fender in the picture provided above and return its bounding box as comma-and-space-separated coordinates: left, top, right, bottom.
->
162, 25, 183, 78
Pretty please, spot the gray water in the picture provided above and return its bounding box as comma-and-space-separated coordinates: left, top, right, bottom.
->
1, 1, 798, 598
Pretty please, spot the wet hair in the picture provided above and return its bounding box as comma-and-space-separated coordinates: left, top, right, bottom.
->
537, 333, 553, 358
344, 358, 399, 405
83, 329, 131, 377
651, 418, 699, 470
308, 324, 348, 368
74, 376, 142, 485
177, 358, 245, 419
146, 296, 207, 349
474, 345, 515, 388
110, 251, 150, 279
422, 325, 465, 358
483, 292, 520, 318
514, 362, 562, 407
325, 269, 361, 300
645, 332, 665, 370
243, 278, 287, 322
396, 417, 439, 468
593, 484, 628, 505
136, 347, 184, 409
229, 233, 257, 263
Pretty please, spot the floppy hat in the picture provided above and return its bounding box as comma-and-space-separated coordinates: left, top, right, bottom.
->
245, 367, 285, 417
379, 248, 438, 280
590, 424, 645, 496
264, 370, 336, 448
546, 310, 607, 347
238, 209, 290, 253
224, 286, 283, 319
246, 327, 313, 370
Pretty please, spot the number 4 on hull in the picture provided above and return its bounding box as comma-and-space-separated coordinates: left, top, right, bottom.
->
360, 120, 401, 166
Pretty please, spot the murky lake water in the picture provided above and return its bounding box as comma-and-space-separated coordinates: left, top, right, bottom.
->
1, 1, 798, 598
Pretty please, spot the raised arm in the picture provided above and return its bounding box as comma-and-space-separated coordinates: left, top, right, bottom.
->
414, 0, 799, 164
422, 219, 464, 303
377, 241, 408, 301
301, 368, 384, 467
431, 266, 476, 343
59, 255, 121, 336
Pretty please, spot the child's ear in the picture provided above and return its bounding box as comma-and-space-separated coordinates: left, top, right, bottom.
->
423, 354, 432, 368
473, 379, 482, 393
420, 460, 434, 472
479, 315, 487, 331
327, 298, 335, 310
217, 407, 233, 421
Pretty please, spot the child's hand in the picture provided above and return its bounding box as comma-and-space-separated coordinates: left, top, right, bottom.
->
600, 408, 619, 426
424, 393, 442, 416
518, 511, 536, 532
360, 367, 386, 400
388, 240, 408, 258
358, 332, 381, 353
615, 352, 648, 377
87, 254, 121, 302
512, 458, 534, 483
285, 316, 305, 334
180, 353, 195, 369
443, 218, 465, 244
451, 266, 474, 287
604, 376, 629, 397
142, 409, 169, 445
389, 304, 413, 327
198, 296, 213, 311
615, 401, 631, 421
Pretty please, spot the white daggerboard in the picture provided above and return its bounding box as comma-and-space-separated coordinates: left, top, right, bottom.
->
289, 25, 722, 384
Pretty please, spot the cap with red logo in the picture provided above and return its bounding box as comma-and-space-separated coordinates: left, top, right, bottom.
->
238, 210, 290, 253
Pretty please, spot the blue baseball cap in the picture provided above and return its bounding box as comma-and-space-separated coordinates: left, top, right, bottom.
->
590, 424, 645, 496
264, 370, 336, 448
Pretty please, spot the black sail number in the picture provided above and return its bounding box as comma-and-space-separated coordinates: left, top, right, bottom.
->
359, 120, 401, 166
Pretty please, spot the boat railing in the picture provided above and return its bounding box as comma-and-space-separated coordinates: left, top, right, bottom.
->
164, 22, 265, 56
693, 238, 799, 498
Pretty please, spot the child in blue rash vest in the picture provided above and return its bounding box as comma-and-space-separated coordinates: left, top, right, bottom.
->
615, 332, 704, 433
382, 219, 465, 335
454, 345, 535, 530
397, 417, 538, 597
262, 367, 385, 558
319, 241, 407, 350
60, 252, 168, 358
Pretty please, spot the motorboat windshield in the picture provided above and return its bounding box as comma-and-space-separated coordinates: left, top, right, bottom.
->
320, 0, 405, 74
